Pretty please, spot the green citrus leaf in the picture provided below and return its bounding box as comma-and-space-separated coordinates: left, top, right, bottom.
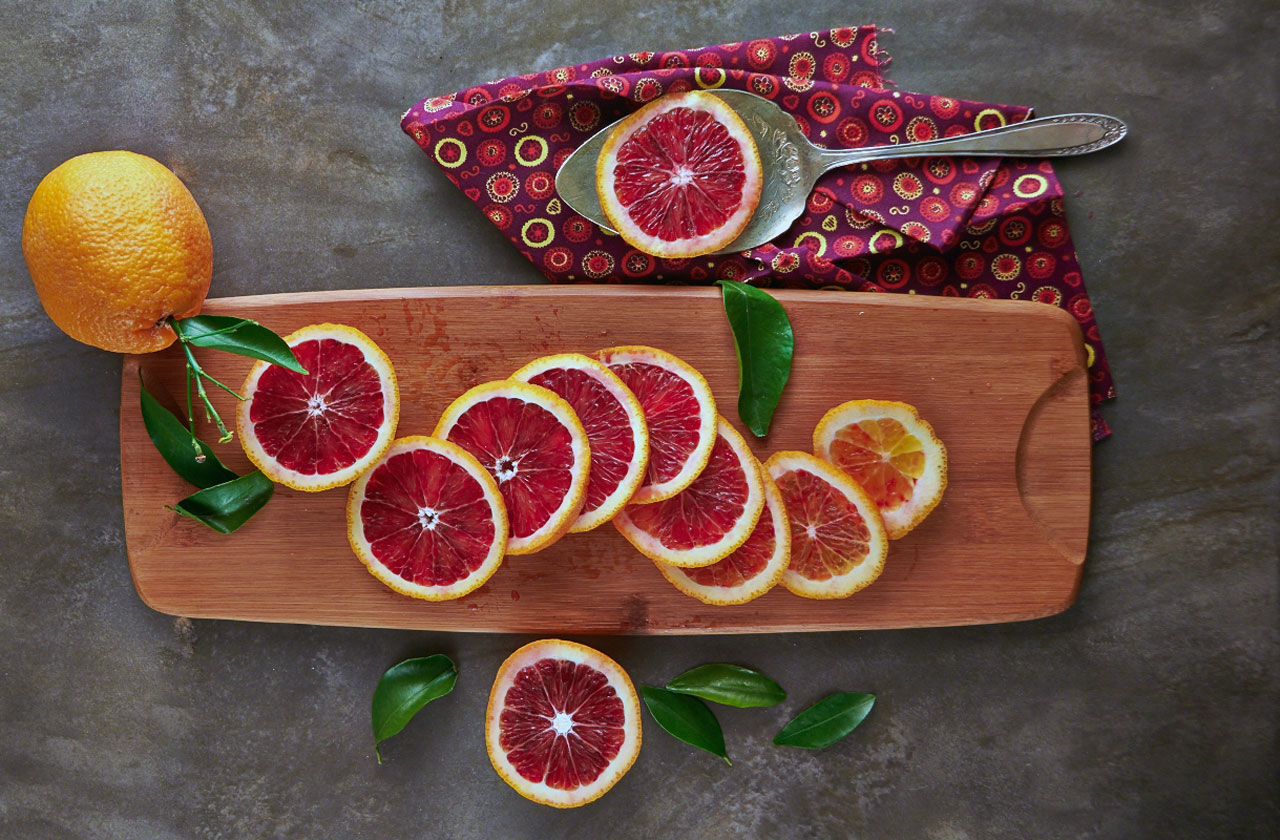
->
139, 376, 238, 489
640, 685, 730, 764
774, 692, 875, 749
170, 471, 274, 534
177, 314, 306, 374
372, 655, 458, 763
666, 664, 786, 708
716, 281, 794, 437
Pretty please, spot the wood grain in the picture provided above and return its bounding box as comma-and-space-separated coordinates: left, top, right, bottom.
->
120, 285, 1091, 634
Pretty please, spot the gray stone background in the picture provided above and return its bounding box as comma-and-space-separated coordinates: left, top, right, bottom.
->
1, 1, 1276, 838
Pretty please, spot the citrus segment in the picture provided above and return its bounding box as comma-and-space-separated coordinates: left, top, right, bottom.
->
654, 472, 790, 605
613, 417, 764, 568
764, 451, 889, 599
486, 639, 641, 808
813, 400, 948, 539
595, 345, 715, 504
347, 436, 506, 600
511, 353, 648, 533
597, 90, 763, 258
237, 323, 398, 491
434, 380, 589, 555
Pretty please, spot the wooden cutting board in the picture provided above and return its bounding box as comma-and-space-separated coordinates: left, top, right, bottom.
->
120, 285, 1091, 634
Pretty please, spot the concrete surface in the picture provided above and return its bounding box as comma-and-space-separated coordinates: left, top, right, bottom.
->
1, 1, 1276, 838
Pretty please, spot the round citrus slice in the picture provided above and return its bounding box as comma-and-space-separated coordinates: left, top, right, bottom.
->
596, 89, 763, 258
511, 353, 648, 533
486, 639, 641, 808
595, 345, 715, 504
434, 380, 589, 555
813, 399, 948, 539
237, 323, 398, 491
764, 451, 889, 599
613, 416, 764, 568
347, 436, 507, 600
653, 471, 790, 605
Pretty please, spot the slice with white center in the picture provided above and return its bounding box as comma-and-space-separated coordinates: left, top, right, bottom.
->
765, 451, 889, 599
237, 323, 398, 491
613, 416, 764, 568
511, 353, 648, 532
434, 380, 589, 555
813, 399, 948, 539
347, 436, 507, 600
596, 90, 763, 257
486, 639, 641, 808
653, 471, 790, 605
595, 345, 715, 504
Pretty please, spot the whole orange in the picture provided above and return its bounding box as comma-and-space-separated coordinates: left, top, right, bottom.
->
21, 151, 213, 354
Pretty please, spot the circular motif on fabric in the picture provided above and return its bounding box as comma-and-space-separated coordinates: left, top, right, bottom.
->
916, 256, 949, 286
1027, 251, 1056, 279
836, 116, 869, 147
423, 94, 455, 113
830, 26, 858, 47
485, 172, 520, 203
845, 205, 878, 228
967, 217, 998, 236
1013, 174, 1049, 199
795, 231, 827, 256
532, 102, 563, 130
520, 218, 555, 248
695, 67, 726, 89
748, 73, 779, 99
901, 221, 931, 242
851, 174, 885, 204
822, 214, 839, 231
949, 181, 979, 206
956, 252, 985, 280
822, 53, 851, 83
974, 108, 1007, 131
498, 83, 528, 102
715, 258, 748, 283
597, 75, 629, 97
461, 87, 492, 106
544, 246, 573, 273
660, 256, 691, 271
923, 157, 956, 185
515, 135, 549, 166
553, 147, 575, 170
747, 39, 777, 69
905, 116, 939, 143
998, 216, 1032, 246
920, 196, 951, 222
771, 251, 800, 273
972, 194, 1002, 219
545, 66, 577, 85
524, 171, 555, 200
582, 250, 615, 279
789, 51, 816, 80
808, 187, 836, 214
807, 91, 840, 123
1037, 218, 1068, 248
869, 229, 903, 254
483, 204, 513, 230
568, 100, 601, 132
852, 69, 879, 88
476, 139, 506, 167
621, 249, 654, 277
635, 77, 663, 102
562, 215, 594, 243
1032, 285, 1063, 306
1070, 294, 1092, 319
629, 51, 654, 63
870, 99, 904, 133
992, 253, 1022, 282
930, 96, 960, 119
660, 52, 690, 68
477, 104, 510, 133
847, 257, 871, 279
433, 138, 467, 168
784, 75, 814, 93
833, 235, 866, 257
695, 51, 723, 68
893, 172, 924, 201
876, 258, 910, 289
968, 283, 997, 299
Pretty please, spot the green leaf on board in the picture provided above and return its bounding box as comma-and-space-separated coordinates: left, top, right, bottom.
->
371, 655, 459, 763
773, 692, 876, 749
640, 685, 730, 764
139, 376, 238, 489
170, 471, 274, 534
177, 314, 307, 374
666, 663, 787, 708
716, 281, 794, 437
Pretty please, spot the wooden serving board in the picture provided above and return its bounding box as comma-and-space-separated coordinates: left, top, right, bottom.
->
120, 286, 1091, 634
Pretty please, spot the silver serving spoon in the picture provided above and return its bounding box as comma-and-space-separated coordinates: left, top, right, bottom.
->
555, 90, 1126, 255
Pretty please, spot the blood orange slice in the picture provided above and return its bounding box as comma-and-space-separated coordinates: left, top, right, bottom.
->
511, 353, 648, 533
813, 399, 948, 539
595, 345, 715, 504
596, 90, 763, 258
653, 471, 790, 605
347, 436, 506, 600
764, 451, 888, 599
434, 380, 589, 555
237, 323, 398, 491
486, 639, 641, 808
613, 416, 764, 568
